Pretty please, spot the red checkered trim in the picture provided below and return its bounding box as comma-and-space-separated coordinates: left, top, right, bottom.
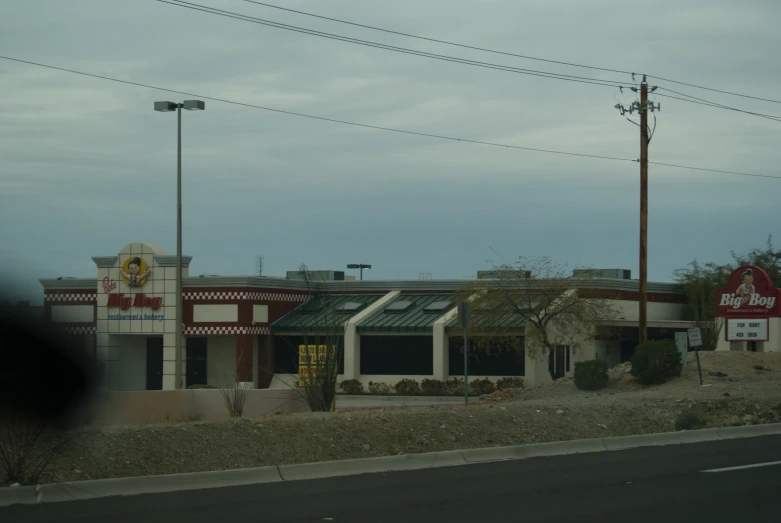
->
183, 325, 270, 335
58, 326, 97, 335
45, 293, 97, 303
183, 291, 308, 302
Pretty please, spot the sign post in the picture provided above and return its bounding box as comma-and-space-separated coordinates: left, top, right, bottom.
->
687, 328, 703, 386
458, 302, 471, 407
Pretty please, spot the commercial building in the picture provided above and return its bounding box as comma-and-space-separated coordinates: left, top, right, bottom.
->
41, 242, 704, 392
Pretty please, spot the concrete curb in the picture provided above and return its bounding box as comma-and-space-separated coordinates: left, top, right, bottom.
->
2, 422, 780, 507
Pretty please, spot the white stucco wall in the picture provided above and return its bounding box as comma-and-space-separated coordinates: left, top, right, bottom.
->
606, 299, 685, 321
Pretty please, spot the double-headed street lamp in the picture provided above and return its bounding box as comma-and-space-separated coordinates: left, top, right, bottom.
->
347, 263, 372, 281
154, 100, 205, 389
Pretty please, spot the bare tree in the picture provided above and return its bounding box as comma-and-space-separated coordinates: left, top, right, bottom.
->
457, 256, 617, 379
218, 352, 249, 418
275, 264, 345, 412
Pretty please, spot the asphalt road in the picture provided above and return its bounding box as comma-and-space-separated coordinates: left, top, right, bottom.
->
3, 435, 781, 523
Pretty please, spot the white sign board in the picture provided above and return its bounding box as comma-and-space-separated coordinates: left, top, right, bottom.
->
726, 319, 768, 341
687, 328, 702, 347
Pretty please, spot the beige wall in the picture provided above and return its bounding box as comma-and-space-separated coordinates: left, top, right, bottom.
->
207, 335, 236, 388
607, 299, 685, 321
82, 388, 310, 426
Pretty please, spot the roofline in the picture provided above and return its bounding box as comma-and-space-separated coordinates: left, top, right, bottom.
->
40, 276, 685, 294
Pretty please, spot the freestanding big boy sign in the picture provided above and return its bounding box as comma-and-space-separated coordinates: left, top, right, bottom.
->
716, 265, 780, 341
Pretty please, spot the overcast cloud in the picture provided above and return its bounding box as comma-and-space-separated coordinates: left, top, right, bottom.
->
1, 0, 780, 303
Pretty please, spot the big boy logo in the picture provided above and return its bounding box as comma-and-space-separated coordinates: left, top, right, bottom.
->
120, 256, 151, 287
716, 265, 780, 318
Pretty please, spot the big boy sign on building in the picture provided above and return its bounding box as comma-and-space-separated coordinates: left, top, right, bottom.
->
716, 265, 780, 318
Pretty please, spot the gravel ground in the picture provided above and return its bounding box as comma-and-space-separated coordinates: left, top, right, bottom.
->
5, 352, 781, 487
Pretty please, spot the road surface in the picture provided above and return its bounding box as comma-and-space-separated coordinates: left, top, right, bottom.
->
2, 435, 781, 522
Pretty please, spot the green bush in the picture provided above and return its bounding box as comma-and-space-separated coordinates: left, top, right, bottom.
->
630, 340, 683, 385
420, 379, 447, 396
367, 381, 394, 395
574, 360, 609, 391
468, 378, 496, 396
339, 379, 364, 395
496, 377, 524, 390
675, 411, 706, 431
444, 378, 465, 396
394, 378, 421, 396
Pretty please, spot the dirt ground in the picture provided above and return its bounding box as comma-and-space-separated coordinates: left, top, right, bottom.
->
8, 352, 781, 486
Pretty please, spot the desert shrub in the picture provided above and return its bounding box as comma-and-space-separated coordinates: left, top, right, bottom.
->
772, 403, 781, 416
367, 381, 394, 395
444, 378, 465, 396
0, 414, 73, 486
574, 360, 609, 391
496, 377, 524, 390
420, 379, 447, 396
468, 378, 496, 396
675, 411, 706, 431
339, 379, 364, 395
394, 379, 421, 396
630, 340, 683, 385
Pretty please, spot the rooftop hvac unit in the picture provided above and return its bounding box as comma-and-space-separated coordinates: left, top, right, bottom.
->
572, 268, 631, 280
476, 270, 532, 279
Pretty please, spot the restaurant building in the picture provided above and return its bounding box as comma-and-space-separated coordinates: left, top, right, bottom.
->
41, 242, 702, 391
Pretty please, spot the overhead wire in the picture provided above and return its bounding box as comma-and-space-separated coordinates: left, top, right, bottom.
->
157, 0, 631, 89
240, 1, 781, 106
239, 0, 635, 76
655, 89, 781, 122
0, 54, 778, 180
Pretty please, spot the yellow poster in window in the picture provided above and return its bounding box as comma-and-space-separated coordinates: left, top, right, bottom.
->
298, 345, 328, 387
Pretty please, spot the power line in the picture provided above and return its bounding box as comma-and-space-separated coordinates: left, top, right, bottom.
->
242, 1, 781, 106
158, 1, 630, 89
240, 0, 634, 76
648, 75, 781, 106
1, 54, 779, 181
654, 89, 781, 122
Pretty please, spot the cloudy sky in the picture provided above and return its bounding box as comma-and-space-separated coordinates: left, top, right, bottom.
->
1, 0, 779, 303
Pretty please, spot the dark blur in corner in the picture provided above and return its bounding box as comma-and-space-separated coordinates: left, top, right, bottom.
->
0, 289, 97, 429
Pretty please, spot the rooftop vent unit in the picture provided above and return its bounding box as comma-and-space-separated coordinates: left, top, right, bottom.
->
572, 268, 631, 280
286, 270, 345, 281
477, 270, 531, 279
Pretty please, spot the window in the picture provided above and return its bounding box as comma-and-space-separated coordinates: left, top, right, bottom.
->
423, 301, 452, 313
385, 301, 414, 313
449, 336, 525, 376
360, 336, 433, 375
337, 302, 364, 312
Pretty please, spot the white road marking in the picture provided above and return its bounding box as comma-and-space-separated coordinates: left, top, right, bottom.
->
701, 460, 781, 473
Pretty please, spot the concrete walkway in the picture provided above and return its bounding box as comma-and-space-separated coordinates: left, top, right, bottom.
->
335, 395, 470, 410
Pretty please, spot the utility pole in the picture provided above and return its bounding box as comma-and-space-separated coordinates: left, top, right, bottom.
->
639, 81, 648, 345
615, 76, 659, 345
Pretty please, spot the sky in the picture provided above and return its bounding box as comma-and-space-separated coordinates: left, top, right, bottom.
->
1, 0, 780, 304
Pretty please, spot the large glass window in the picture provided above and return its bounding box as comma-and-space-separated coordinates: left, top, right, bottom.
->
360, 336, 433, 375
449, 336, 525, 376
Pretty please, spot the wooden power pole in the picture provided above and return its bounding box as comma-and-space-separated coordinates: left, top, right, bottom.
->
639, 81, 648, 344
614, 76, 659, 345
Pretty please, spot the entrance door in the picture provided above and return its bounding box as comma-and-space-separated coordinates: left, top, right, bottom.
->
146, 337, 163, 390
186, 337, 208, 388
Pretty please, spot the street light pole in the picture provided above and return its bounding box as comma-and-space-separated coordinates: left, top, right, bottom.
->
155, 100, 205, 390
176, 104, 183, 389
346, 263, 372, 281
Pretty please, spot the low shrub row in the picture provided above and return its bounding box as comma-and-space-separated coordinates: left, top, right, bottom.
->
339, 377, 524, 396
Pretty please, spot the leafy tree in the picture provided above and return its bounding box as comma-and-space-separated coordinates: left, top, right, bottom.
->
455, 256, 617, 380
